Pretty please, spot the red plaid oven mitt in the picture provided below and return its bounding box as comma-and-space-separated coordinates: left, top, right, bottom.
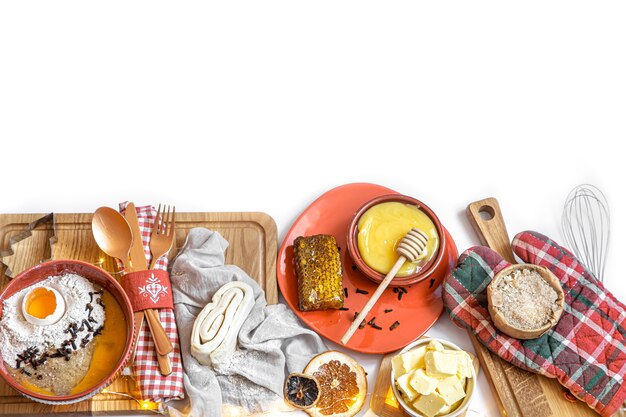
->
119, 203, 184, 403
443, 231, 626, 417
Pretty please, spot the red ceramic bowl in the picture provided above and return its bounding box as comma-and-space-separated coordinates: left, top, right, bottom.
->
347, 194, 447, 287
0, 260, 135, 405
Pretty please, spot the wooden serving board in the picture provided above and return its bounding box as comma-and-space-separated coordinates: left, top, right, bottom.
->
0, 211, 277, 415
370, 339, 479, 417
465, 198, 625, 417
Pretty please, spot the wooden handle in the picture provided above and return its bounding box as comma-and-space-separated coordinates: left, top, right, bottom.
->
120, 258, 132, 274
466, 197, 516, 263
341, 256, 406, 345
132, 309, 171, 375
156, 352, 172, 376
144, 308, 173, 355
131, 311, 145, 362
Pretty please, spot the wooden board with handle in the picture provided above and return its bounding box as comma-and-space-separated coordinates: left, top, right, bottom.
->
0, 211, 277, 415
466, 197, 625, 417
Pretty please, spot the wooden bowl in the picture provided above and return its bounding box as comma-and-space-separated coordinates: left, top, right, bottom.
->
0, 260, 135, 404
346, 194, 446, 287
487, 264, 564, 340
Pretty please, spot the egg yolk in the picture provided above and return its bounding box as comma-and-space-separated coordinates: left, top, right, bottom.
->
25, 288, 57, 319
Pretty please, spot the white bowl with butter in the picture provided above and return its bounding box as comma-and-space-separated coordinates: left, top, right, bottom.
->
390, 338, 475, 417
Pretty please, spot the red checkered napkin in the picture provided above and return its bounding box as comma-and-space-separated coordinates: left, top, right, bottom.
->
119, 203, 184, 403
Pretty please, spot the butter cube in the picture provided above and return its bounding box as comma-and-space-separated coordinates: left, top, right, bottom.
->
436, 402, 453, 416
396, 372, 419, 402
425, 351, 458, 377
435, 398, 463, 416
401, 346, 427, 373
426, 340, 445, 352
448, 350, 473, 379
409, 368, 438, 395
412, 391, 447, 417
436, 376, 466, 405
392, 354, 407, 377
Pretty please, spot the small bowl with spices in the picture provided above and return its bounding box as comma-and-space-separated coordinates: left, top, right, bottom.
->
487, 264, 564, 340
0, 260, 134, 404
347, 194, 447, 287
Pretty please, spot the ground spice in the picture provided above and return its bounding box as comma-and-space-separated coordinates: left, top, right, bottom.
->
491, 268, 559, 330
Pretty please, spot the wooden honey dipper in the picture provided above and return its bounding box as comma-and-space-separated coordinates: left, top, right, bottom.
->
341, 228, 429, 345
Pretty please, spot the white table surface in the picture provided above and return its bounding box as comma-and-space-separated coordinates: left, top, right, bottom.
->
1, 2, 624, 416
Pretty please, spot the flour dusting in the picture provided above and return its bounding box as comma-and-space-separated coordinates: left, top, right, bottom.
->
0, 273, 105, 368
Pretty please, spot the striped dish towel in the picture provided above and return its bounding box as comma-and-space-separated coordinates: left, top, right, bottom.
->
119, 203, 184, 403
443, 231, 626, 417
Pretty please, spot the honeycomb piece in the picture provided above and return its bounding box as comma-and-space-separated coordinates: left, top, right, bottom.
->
294, 235, 344, 311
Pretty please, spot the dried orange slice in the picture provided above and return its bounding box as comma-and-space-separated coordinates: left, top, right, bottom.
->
303, 351, 367, 417
284, 373, 321, 409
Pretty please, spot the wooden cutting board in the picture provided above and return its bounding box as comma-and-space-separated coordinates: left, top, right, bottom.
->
370, 339, 479, 417
466, 198, 625, 417
0, 211, 277, 415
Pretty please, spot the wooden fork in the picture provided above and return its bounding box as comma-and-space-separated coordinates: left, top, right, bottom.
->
145, 204, 176, 373
150, 204, 176, 269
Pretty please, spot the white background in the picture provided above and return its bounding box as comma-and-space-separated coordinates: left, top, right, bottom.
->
1, 2, 625, 416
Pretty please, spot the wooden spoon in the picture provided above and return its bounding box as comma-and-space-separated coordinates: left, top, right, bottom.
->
341, 228, 429, 345
92, 207, 133, 272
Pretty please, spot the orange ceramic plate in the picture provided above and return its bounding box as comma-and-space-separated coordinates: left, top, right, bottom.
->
277, 183, 458, 354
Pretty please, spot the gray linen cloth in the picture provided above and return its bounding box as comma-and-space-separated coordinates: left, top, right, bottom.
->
167, 228, 327, 417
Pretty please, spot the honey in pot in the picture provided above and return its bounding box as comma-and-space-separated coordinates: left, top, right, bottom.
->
357, 202, 439, 276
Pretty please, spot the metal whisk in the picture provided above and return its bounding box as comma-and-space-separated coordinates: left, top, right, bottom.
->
561, 184, 610, 282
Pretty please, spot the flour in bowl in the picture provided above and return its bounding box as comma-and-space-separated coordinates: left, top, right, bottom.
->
491, 268, 559, 330
0, 273, 106, 394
